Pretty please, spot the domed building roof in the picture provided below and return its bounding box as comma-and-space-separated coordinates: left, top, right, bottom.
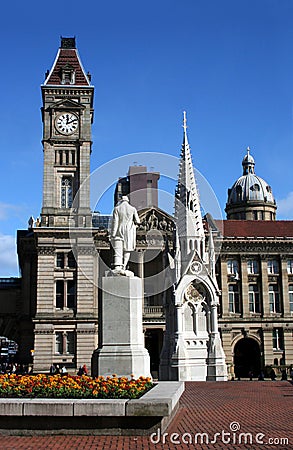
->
225, 148, 276, 220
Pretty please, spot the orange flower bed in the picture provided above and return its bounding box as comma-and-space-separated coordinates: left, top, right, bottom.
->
0, 374, 153, 399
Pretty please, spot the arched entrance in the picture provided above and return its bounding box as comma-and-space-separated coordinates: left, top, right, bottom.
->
234, 337, 261, 378
144, 328, 164, 379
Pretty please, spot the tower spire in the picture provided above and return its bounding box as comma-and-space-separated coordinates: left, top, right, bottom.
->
175, 112, 205, 271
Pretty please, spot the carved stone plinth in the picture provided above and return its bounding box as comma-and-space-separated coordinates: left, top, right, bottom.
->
94, 276, 151, 378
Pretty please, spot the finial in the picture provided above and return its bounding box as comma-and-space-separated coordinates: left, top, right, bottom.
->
247, 146, 250, 155
183, 111, 187, 133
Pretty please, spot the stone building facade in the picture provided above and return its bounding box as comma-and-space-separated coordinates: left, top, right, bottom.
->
0, 37, 292, 378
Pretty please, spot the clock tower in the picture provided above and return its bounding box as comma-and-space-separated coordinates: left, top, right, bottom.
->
41, 37, 94, 227
24, 37, 98, 373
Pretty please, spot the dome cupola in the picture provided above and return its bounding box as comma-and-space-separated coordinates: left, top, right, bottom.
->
242, 147, 255, 174
225, 148, 277, 220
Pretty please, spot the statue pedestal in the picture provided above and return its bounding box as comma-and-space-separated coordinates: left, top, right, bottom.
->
94, 275, 151, 378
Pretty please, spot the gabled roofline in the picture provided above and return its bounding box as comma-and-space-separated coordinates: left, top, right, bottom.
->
43, 45, 91, 87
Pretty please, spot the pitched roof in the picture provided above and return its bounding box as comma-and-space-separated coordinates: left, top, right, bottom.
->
44, 44, 90, 86
222, 220, 293, 238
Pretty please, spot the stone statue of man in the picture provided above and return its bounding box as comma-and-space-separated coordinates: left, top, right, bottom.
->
111, 196, 140, 272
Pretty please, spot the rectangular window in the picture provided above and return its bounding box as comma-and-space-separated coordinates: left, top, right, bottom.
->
56, 280, 64, 309
287, 260, 293, 274
56, 253, 65, 269
67, 280, 76, 309
66, 332, 75, 354
268, 260, 279, 274
228, 285, 240, 313
249, 284, 260, 313
272, 328, 284, 350
227, 260, 239, 275
55, 331, 75, 355
56, 280, 76, 310
289, 285, 293, 313
247, 259, 259, 275
56, 252, 76, 269
269, 284, 281, 313
55, 332, 63, 354
67, 251, 76, 268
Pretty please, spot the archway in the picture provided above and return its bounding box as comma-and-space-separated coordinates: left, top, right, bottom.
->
234, 337, 261, 378
144, 328, 164, 379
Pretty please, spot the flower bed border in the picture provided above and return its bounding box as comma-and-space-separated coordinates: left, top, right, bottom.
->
0, 381, 184, 436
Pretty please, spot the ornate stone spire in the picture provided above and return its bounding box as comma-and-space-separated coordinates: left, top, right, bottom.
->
175, 111, 205, 265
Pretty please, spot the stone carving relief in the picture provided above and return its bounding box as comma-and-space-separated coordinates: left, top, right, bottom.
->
138, 209, 174, 233
184, 282, 206, 303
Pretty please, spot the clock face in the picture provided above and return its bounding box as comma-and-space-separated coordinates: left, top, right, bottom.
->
55, 112, 78, 135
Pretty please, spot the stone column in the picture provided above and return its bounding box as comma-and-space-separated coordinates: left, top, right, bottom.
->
220, 258, 229, 317
284, 328, 293, 365
281, 258, 290, 316
137, 250, 145, 279
260, 258, 269, 316
221, 329, 233, 366
262, 327, 274, 366
33, 324, 54, 372
207, 302, 228, 381
241, 257, 249, 317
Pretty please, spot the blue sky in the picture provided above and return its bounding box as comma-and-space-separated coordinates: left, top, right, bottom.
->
1, 0, 293, 276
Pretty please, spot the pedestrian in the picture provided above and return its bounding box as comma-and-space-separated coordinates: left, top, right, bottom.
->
77, 366, 84, 376
290, 369, 293, 381
270, 368, 276, 381
258, 371, 265, 381
82, 364, 88, 375
49, 363, 56, 375
281, 369, 287, 381
61, 365, 68, 376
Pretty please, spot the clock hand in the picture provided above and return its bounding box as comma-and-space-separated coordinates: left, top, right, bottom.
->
67, 118, 78, 125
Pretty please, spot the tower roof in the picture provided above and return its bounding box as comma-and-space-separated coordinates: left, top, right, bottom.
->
44, 37, 91, 86
175, 111, 204, 238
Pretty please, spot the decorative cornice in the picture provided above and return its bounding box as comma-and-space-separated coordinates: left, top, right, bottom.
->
76, 328, 97, 334
37, 247, 55, 256
76, 246, 97, 256
221, 241, 293, 254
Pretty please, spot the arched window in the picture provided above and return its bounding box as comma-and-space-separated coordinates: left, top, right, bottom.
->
61, 176, 73, 208
236, 185, 242, 202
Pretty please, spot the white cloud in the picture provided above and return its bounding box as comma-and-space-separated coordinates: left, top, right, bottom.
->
277, 192, 293, 219
0, 234, 18, 277
0, 202, 22, 221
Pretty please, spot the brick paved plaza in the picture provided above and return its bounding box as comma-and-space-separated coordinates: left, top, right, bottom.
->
1, 381, 292, 449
